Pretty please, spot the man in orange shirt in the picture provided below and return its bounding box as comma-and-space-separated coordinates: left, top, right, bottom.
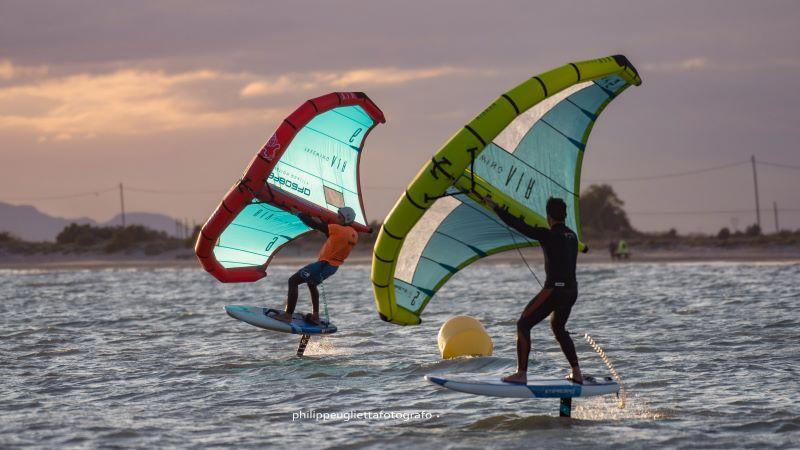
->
274, 206, 364, 325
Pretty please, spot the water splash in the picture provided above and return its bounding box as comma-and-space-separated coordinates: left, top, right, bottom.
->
303, 336, 349, 357
572, 393, 666, 421
584, 333, 626, 409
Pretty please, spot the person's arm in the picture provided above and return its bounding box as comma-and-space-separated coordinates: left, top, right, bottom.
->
493, 206, 549, 242
297, 212, 329, 235
481, 195, 550, 241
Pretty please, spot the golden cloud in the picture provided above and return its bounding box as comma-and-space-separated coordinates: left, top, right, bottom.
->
326, 66, 469, 87
0, 62, 492, 142
239, 66, 490, 98
642, 57, 800, 74
0, 68, 284, 142
0, 59, 49, 80
642, 57, 710, 73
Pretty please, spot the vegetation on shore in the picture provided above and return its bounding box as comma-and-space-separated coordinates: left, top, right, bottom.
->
0, 224, 193, 256
579, 184, 800, 248
0, 220, 381, 256
1, 187, 797, 257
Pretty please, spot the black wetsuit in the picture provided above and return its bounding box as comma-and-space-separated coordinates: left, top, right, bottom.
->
494, 206, 581, 371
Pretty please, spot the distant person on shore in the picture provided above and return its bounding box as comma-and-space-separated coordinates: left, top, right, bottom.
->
482, 195, 584, 385
616, 239, 630, 259
273, 207, 369, 325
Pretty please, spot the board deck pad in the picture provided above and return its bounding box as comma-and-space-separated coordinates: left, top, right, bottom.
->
425, 374, 619, 398
225, 305, 337, 335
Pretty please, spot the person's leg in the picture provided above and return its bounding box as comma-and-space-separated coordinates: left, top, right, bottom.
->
502, 288, 556, 383
306, 263, 338, 324
550, 288, 581, 382
276, 263, 315, 322
516, 289, 557, 372
285, 272, 304, 314
308, 283, 320, 318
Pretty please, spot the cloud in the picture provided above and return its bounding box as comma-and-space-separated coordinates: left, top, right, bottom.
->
240, 76, 298, 98
642, 57, 710, 73
239, 66, 491, 98
326, 66, 471, 87
0, 62, 493, 142
0, 59, 49, 80
239, 75, 321, 98
0, 68, 281, 141
642, 56, 800, 74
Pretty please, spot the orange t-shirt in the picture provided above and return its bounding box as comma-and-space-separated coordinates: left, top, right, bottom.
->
318, 223, 358, 266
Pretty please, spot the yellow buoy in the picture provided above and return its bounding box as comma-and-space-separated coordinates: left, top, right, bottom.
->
437, 316, 493, 359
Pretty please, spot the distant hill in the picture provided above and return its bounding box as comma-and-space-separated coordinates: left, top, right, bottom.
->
0, 203, 94, 242
0, 202, 182, 241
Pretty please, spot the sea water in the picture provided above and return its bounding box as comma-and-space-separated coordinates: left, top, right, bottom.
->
1, 261, 798, 448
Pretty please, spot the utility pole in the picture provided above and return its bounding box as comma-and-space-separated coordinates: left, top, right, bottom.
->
774, 201, 779, 233
750, 155, 761, 231
119, 183, 126, 227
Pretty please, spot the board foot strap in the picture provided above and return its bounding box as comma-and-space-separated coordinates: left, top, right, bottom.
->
296, 334, 311, 357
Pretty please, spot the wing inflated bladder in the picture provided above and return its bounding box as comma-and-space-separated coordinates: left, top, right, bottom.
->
197, 92, 385, 283
372, 55, 641, 325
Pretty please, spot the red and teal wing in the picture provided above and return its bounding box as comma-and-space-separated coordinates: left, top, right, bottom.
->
196, 92, 385, 283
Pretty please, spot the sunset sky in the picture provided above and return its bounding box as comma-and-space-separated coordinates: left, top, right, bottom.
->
1, 0, 798, 233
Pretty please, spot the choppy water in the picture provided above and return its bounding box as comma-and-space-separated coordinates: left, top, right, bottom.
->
1, 261, 799, 449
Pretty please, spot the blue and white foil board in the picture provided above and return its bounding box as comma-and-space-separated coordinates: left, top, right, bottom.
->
425, 374, 618, 398
225, 305, 337, 335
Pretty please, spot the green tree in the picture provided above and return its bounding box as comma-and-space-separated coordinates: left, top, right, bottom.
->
579, 184, 635, 236
744, 224, 761, 237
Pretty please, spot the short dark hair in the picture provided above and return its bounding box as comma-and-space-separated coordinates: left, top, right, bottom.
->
546, 197, 567, 222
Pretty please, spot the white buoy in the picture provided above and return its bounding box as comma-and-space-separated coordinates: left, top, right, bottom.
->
437, 315, 493, 359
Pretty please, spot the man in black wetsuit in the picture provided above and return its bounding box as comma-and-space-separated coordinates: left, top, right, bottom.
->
483, 196, 584, 385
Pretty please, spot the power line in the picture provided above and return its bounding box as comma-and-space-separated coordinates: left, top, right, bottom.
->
586, 158, 800, 183
751, 155, 761, 229
119, 183, 126, 227
2, 187, 117, 201
366, 159, 774, 188
584, 160, 750, 183
757, 161, 800, 171
125, 186, 222, 195
2, 158, 798, 202
629, 208, 800, 216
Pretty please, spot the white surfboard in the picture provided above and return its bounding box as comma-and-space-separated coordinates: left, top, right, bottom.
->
425, 374, 618, 398
224, 305, 337, 335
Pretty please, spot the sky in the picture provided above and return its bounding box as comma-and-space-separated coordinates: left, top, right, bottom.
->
1, 0, 798, 234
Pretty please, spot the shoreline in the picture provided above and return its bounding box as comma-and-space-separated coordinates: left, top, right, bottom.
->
1, 245, 798, 270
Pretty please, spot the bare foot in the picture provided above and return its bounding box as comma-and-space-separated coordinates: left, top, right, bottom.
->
566, 371, 583, 384
304, 313, 321, 325
273, 311, 293, 323
501, 372, 527, 384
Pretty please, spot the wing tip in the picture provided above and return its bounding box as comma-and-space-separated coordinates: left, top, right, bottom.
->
612, 54, 642, 85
